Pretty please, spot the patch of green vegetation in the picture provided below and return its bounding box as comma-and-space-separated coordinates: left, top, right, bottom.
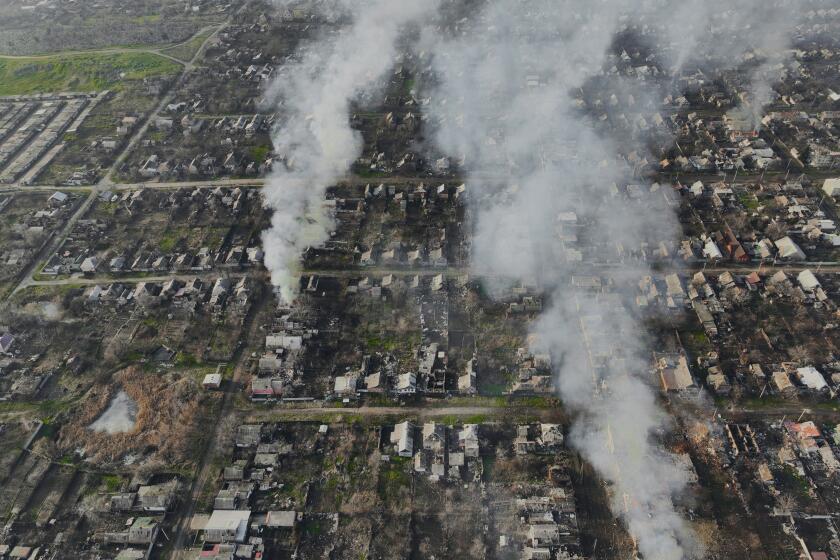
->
176, 352, 199, 367
777, 465, 812, 504
0, 52, 180, 96
303, 519, 323, 535
131, 14, 162, 24
365, 334, 399, 352
0, 399, 73, 418
738, 193, 760, 210
480, 383, 508, 396
438, 413, 489, 425
385, 467, 408, 485
482, 456, 495, 480
367, 393, 394, 407
325, 475, 339, 491
58, 454, 76, 465
102, 474, 123, 492
124, 351, 143, 363
159, 233, 179, 252
690, 331, 708, 344
160, 29, 214, 62
249, 144, 271, 163
734, 396, 787, 410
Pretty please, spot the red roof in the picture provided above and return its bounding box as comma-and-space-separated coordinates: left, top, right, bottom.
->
785, 421, 821, 439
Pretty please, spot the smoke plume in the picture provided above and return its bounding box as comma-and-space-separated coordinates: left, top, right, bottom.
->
262, 0, 808, 556
262, 0, 437, 302
419, 0, 808, 557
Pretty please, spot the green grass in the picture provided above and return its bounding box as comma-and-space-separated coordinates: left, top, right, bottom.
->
482, 456, 495, 480
0, 398, 76, 419
738, 193, 761, 211
480, 383, 508, 396
385, 467, 408, 485
777, 465, 812, 505
303, 519, 323, 535
161, 29, 214, 62
438, 413, 489, 425
131, 14, 162, 24
58, 454, 76, 465
175, 352, 199, 367
159, 233, 179, 252
0, 52, 180, 95
249, 144, 271, 163
102, 474, 123, 492
734, 396, 787, 409
366, 334, 398, 352
403, 78, 416, 94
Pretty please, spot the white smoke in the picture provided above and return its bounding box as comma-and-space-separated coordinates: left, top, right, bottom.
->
420, 2, 693, 556
262, 0, 438, 302
657, 0, 807, 130
261, 0, 808, 556
419, 0, 807, 557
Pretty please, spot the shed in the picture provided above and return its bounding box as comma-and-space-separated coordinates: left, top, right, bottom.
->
203, 373, 222, 390
204, 510, 251, 543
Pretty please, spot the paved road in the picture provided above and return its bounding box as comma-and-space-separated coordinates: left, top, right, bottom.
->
4, 22, 229, 301
14, 259, 840, 293
168, 281, 263, 559
243, 404, 564, 422
24, 271, 247, 288
0, 24, 221, 64
7, 173, 459, 192
9, 163, 836, 194
9, 190, 98, 298
301, 261, 840, 279
719, 405, 840, 421
99, 22, 226, 186
242, 400, 840, 424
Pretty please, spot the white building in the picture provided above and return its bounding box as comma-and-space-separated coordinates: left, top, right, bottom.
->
702, 239, 723, 260
797, 269, 821, 292
80, 256, 99, 273
390, 421, 414, 457
204, 510, 251, 543
774, 236, 806, 260
203, 373, 222, 390
796, 366, 828, 391
823, 177, 840, 197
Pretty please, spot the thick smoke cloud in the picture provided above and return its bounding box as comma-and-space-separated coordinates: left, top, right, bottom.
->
262, 0, 438, 302
262, 0, 808, 557
420, 2, 693, 556
419, 0, 807, 558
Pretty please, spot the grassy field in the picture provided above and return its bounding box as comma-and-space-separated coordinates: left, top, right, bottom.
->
160, 28, 214, 62
0, 52, 180, 96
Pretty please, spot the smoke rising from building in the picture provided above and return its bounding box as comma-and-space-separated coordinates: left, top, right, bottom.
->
262, 0, 438, 302
262, 0, 807, 556
419, 0, 807, 557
